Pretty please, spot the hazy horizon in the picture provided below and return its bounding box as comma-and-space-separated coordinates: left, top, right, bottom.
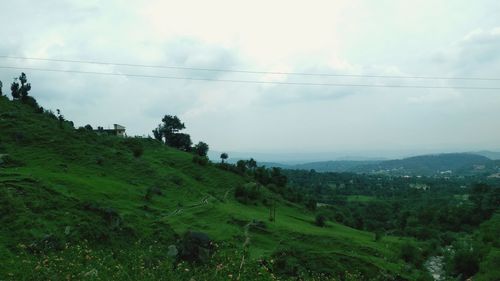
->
207, 149, 500, 164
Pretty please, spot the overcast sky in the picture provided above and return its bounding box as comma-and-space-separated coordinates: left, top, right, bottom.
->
1, 0, 500, 161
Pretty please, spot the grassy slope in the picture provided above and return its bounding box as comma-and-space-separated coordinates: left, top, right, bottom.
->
0, 97, 422, 280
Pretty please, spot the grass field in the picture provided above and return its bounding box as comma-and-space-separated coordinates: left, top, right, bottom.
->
0, 96, 428, 280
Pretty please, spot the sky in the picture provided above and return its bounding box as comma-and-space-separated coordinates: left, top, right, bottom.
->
1, 0, 500, 161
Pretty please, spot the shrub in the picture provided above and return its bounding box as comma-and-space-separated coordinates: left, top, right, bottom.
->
315, 214, 326, 227
123, 138, 144, 158
178, 231, 214, 263
192, 155, 209, 166
144, 186, 163, 201
82, 202, 122, 230
306, 199, 317, 211
399, 242, 423, 268
235, 183, 261, 204
132, 146, 144, 158
22, 96, 41, 111
96, 156, 104, 166
171, 175, 183, 186
0, 154, 24, 167
27, 234, 64, 254
450, 246, 481, 278
193, 141, 209, 157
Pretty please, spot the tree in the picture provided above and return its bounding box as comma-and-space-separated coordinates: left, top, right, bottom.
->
56, 109, 65, 128
194, 141, 209, 157
306, 198, 317, 211
220, 153, 228, 163
11, 79, 20, 99
0, 80, 3, 96
247, 158, 257, 170
270, 167, 287, 187
161, 115, 185, 135
400, 242, 423, 267
450, 243, 480, 278
152, 115, 192, 151
152, 125, 163, 142
166, 133, 192, 151
236, 160, 247, 174
254, 167, 270, 185
10, 73, 31, 100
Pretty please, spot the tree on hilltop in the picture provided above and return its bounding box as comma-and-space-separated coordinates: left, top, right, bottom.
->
161, 115, 185, 135
11, 73, 31, 100
194, 141, 209, 157
220, 153, 228, 163
152, 115, 193, 151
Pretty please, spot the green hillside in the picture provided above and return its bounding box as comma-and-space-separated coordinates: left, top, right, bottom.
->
0, 96, 427, 280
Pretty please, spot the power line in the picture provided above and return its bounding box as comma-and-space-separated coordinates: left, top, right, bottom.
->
1, 65, 500, 90
1, 55, 499, 81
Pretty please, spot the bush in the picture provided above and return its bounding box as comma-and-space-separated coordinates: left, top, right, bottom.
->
132, 146, 144, 158
96, 156, 104, 166
400, 242, 423, 268
123, 138, 144, 158
192, 155, 209, 166
234, 183, 261, 204
144, 187, 163, 201
305, 199, 317, 211
166, 133, 192, 151
178, 231, 214, 263
22, 96, 41, 111
27, 234, 64, 254
171, 175, 183, 186
82, 202, 122, 230
193, 141, 209, 157
450, 246, 480, 278
315, 214, 326, 227
0, 154, 24, 167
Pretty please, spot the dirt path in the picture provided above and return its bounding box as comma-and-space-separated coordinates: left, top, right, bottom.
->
167, 195, 211, 217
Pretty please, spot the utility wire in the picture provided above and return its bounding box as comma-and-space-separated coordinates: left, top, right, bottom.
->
1, 65, 500, 90
1, 55, 499, 81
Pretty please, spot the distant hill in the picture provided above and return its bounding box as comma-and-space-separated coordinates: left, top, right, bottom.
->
353, 153, 494, 176
261, 160, 380, 172
472, 150, 500, 160
264, 153, 498, 176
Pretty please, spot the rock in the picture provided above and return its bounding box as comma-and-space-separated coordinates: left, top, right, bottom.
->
179, 231, 213, 263
167, 244, 178, 257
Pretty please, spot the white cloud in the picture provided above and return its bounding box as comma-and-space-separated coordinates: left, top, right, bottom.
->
1, 1, 500, 156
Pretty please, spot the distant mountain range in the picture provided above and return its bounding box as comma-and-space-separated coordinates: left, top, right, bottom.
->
472, 150, 500, 160
261, 152, 500, 176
